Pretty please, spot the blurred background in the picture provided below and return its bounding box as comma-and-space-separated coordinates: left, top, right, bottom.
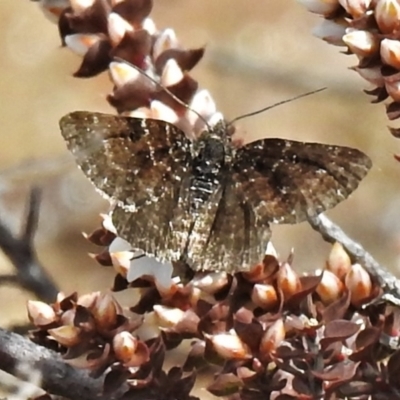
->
0, 0, 398, 330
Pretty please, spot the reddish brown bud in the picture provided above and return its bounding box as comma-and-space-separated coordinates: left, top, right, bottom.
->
327, 242, 351, 279
375, 0, 400, 34
316, 270, 344, 304
113, 331, 150, 367
251, 283, 279, 309
276, 262, 301, 300
91, 292, 120, 330
113, 331, 138, 363
345, 263, 372, 306
259, 319, 285, 356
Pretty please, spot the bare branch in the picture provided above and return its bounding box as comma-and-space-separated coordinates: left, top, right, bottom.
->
308, 213, 400, 306
0, 328, 128, 400
0, 188, 58, 302
0, 274, 20, 286
23, 187, 42, 243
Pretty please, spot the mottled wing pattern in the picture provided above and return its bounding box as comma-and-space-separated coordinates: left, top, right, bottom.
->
174, 185, 225, 271
60, 112, 193, 209
112, 199, 179, 263
60, 112, 193, 260
185, 181, 271, 272
231, 138, 372, 225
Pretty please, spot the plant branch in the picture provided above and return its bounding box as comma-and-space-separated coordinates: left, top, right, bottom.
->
0, 188, 58, 302
0, 328, 128, 400
308, 213, 400, 306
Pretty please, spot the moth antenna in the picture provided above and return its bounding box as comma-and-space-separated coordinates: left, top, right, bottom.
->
227, 87, 326, 127
113, 57, 211, 131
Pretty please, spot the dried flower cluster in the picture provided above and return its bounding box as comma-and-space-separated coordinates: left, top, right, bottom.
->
300, 0, 400, 139
27, 291, 197, 399
40, 0, 218, 139
29, 233, 400, 398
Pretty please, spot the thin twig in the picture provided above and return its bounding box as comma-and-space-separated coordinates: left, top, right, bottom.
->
23, 187, 42, 242
0, 188, 58, 302
0, 328, 128, 400
308, 213, 400, 306
0, 274, 20, 286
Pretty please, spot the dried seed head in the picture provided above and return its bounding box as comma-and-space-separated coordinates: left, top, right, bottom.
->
344, 263, 372, 306
27, 300, 57, 327
343, 29, 380, 57
251, 283, 279, 309
153, 305, 185, 328
259, 319, 285, 356
375, 0, 400, 34
327, 242, 352, 279
113, 331, 138, 363
316, 270, 344, 304
381, 39, 400, 70
207, 331, 251, 360
91, 292, 120, 330
277, 262, 301, 300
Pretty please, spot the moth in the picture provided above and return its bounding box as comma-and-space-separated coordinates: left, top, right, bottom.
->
60, 112, 371, 273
